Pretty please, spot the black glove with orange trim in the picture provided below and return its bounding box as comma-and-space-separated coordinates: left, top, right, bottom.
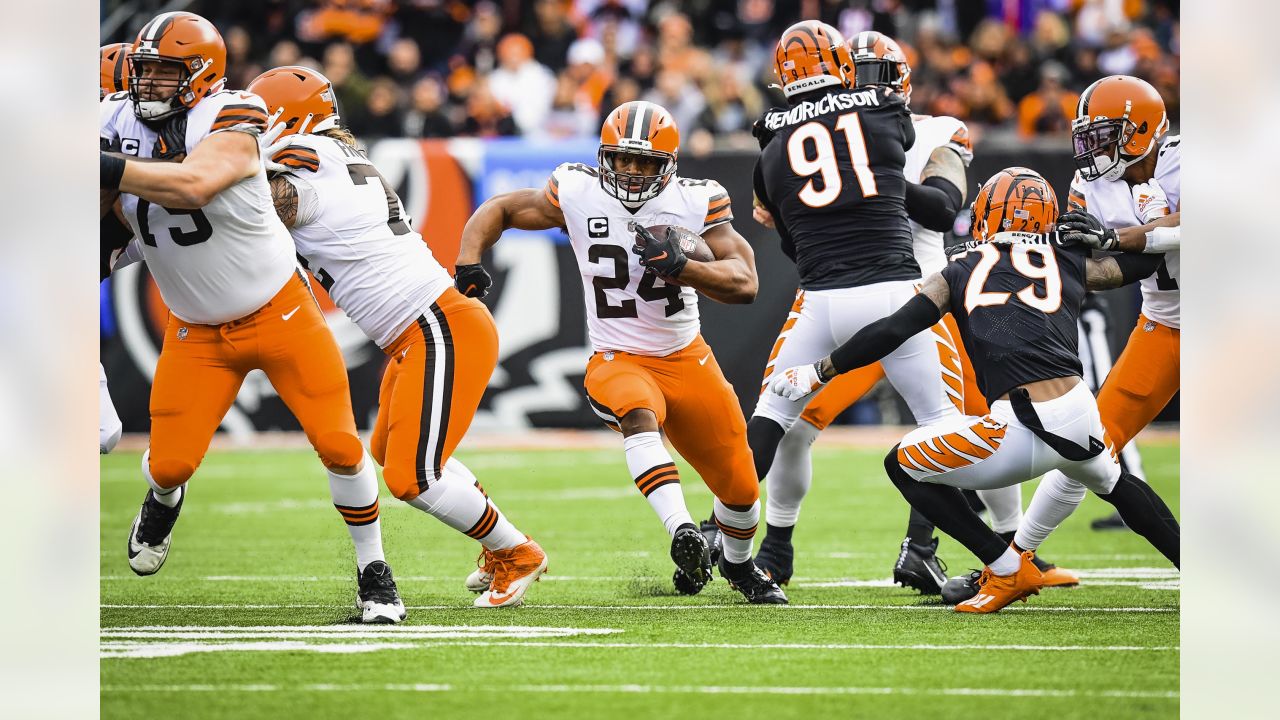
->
1057, 210, 1119, 251
454, 263, 492, 298
629, 222, 688, 278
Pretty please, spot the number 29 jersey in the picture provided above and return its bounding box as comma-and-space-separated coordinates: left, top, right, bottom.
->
545, 163, 734, 356
277, 134, 453, 349
940, 235, 1089, 404
99, 90, 297, 325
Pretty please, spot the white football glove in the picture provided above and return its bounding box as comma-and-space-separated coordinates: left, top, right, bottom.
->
1131, 178, 1170, 223
769, 363, 826, 401
260, 110, 313, 175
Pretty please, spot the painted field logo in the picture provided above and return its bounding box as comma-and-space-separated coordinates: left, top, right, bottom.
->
101, 625, 623, 659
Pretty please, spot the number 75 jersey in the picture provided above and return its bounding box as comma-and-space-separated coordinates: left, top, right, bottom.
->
545, 163, 733, 356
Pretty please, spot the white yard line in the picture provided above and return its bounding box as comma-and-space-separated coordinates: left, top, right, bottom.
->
99, 682, 1178, 699
101, 603, 1177, 613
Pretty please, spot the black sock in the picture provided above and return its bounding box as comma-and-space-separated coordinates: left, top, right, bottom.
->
997, 530, 1016, 546
884, 448, 1008, 566
1098, 472, 1180, 568
962, 489, 986, 513
764, 523, 794, 544
746, 416, 786, 481
905, 507, 935, 545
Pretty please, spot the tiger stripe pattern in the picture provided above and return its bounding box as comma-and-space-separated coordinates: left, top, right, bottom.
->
760, 290, 806, 394
897, 416, 1007, 477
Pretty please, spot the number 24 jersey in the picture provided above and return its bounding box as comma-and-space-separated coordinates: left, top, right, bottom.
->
545, 163, 733, 356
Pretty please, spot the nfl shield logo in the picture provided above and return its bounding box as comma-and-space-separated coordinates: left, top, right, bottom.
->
177, 327, 188, 341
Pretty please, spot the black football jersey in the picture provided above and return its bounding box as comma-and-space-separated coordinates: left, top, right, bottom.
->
754, 86, 917, 290
940, 235, 1089, 404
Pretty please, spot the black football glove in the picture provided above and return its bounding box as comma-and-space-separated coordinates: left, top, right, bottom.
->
629, 222, 688, 278
751, 113, 779, 150
1056, 210, 1119, 251
454, 263, 493, 298
152, 115, 189, 161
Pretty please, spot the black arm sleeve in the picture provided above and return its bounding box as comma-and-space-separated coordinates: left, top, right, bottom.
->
1113, 252, 1164, 285
905, 175, 964, 232
829, 293, 943, 375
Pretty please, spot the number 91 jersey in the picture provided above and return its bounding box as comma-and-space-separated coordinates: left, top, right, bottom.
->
545, 162, 733, 356
99, 90, 297, 325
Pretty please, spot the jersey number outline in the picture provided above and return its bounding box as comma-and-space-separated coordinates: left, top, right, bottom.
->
347, 163, 412, 236
1154, 258, 1178, 290
135, 199, 213, 247
786, 112, 878, 208
963, 243, 1063, 313
588, 244, 684, 319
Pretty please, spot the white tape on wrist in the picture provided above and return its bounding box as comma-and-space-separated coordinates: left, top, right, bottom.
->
1144, 225, 1180, 253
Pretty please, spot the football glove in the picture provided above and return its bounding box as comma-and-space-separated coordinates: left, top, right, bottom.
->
1130, 179, 1171, 223
151, 114, 188, 161
629, 222, 688, 279
1056, 210, 1119, 251
768, 363, 826, 401
261, 110, 314, 175
454, 263, 493, 298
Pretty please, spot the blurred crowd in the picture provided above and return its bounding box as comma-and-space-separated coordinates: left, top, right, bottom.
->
103, 0, 1179, 150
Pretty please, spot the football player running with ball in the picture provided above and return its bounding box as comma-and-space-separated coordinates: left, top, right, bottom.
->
247, 66, 547, 608
455, 100, 787, 604
750, 30, 1075, 593
100, 12, 403, 623
768, 168, 1179, 613
1019, 74, 1182, 543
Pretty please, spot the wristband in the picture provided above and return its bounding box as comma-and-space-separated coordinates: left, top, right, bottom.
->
101, 152, 126, 190
1144, 225, 1180, 253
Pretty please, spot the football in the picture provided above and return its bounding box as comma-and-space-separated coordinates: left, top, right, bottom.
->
641, 224, 714, 286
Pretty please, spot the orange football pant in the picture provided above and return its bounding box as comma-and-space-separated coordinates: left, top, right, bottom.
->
370, 287, 498, 501
583, 334, 758, 507
148, 273, 361, 488
800, 314, 987, 430
1096, 313, 1180, 450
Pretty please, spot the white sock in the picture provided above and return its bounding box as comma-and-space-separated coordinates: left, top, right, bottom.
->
714, 498, 759, 564
623, 432, 693, 536
408, 458, 525, 551
988, 546, 1022, 576
765, 420, 819, 527
1014, 470, 1088, 552
100, 363, 122, 454
977, 485, 1023, 534
142, 449, 184, 507
328, 451, 385, 572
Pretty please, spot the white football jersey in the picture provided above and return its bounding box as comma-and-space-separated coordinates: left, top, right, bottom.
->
905, 115, 973, 275
546, 163, 733, 356
100, 90, 297, 325
277, 134, 453, 349
1069, 135, 1181, 328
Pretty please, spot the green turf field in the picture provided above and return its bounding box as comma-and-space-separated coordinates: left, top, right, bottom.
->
100, 441, 1178, 719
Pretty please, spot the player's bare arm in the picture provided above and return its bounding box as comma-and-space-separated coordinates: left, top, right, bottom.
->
456, 188, 565, 297
270, 175, 299, 229
677, 223, 759, 304
771, 273, 949, 401
112, 131, 260, 209
905, 146, 966, 232
1115, 211, 1180, 252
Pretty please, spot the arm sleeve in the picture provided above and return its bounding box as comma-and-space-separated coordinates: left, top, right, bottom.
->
905, 175, 963, 232
829, 293, 943, 374
1113, 252, 1164, 285
284, 174, 323, 227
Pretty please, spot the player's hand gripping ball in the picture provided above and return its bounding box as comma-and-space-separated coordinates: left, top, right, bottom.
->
629, 222, 714, 286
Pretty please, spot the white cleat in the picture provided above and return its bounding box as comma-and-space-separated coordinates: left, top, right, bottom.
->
473, 539, 547, 608
465, 549, 495, 593
127, 487, 184, 576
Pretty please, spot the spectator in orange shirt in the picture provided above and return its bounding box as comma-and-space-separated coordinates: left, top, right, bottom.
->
1017, 61, 1078, 138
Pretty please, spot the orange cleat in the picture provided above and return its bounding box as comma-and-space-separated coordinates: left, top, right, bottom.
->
473, 538, 547, 608
1038, 564, 1080, 588
954, 550, 1044, 614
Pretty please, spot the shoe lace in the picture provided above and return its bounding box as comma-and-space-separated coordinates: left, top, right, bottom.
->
487, 551, 518, 594
360, 564, 400, 603
476, 549, 497, 577
974, 568, 993, 589
137, 491, 181, 545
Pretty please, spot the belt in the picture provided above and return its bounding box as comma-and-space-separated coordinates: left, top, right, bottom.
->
1008, 387, 1104, 462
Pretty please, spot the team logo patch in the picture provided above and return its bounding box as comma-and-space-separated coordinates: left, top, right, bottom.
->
177, 327, 188, 341
1143, 320, 1156, 332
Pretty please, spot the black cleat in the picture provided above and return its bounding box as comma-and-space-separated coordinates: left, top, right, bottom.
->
754, 535, 794, 586
698, 516, 723, 566
893, 537, 949, 595
670, 523, 713, 596
1090, 510, 1128, 531
940, 569, 982, 605
127, 487, 185, 576
357, 560, 407, 624
719, 557, 788, 604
